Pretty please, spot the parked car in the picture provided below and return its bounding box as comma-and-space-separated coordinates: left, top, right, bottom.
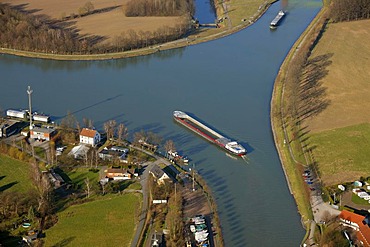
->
309, 187, 316, 191
307, 181, 313, 185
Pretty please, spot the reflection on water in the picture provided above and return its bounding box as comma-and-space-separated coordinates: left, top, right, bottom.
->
0, 47, 186, 72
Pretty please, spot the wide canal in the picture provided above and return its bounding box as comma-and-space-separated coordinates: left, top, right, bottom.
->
0, 0, 322, 245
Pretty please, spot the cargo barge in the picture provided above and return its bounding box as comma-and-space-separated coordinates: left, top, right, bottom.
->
270, 10, 285, 29
173, 111, 246, 156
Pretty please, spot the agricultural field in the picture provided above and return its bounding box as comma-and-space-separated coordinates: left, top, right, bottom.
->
302, 19, 370, 186
309, 123, 370, 185
304, 19, 370, 133
44, 194, 141, 246
0, 154, 33, 193
0, 0, 183, 44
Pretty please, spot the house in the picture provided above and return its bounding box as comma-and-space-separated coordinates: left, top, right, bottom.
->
0, 120, 22, 138
47, 169, 65, 189
149, 165, 171, 184
80, 128, 101, 147
98, 148, 128, 163
30, 126, 56, 141
339, 210, 370, 247
68, 145, 90, 159
104, 168, 132, 180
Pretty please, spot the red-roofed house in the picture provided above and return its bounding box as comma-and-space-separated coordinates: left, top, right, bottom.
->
339, 210, 370, 247
79, 128, 101, 147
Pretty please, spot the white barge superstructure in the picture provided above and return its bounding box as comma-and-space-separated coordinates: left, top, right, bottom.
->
270, 10, 285, 29
173, 111, 246, 156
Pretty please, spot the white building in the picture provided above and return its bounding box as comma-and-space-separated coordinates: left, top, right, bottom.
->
79, 128, 101, 147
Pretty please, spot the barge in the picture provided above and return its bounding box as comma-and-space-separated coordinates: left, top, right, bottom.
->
173, 111, 246, 156
270, 10, 285, 29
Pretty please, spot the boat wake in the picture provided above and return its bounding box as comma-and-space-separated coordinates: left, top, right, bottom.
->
241, 155, 249, 164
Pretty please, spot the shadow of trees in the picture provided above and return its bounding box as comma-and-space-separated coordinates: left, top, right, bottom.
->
289, 53, 333, 171
0, 181, 18, 192
297, 53, 333, 121
51, 236, 76, 247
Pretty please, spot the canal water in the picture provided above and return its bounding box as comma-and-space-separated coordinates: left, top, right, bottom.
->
0, 0, 322, 246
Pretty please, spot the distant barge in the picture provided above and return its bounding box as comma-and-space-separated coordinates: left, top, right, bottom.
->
173, 111, 246, 156
270, 10, 285, 29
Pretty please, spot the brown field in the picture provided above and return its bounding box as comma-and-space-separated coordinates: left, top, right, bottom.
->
304, 19, 370, 133
0, 0, 182, 44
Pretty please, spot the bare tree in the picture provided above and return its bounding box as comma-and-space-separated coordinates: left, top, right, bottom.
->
117, 123, 128, 144
84, 177, 92, 198
30, 162, 53, 230
104, 120, 117, 140
164, 140, 176, 157
83, 118, 94, 129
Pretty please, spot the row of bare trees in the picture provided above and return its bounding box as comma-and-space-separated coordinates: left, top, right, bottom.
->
329, 0, 370, 22
125, 0, 194, 17
0, 3, 192, 55
0, 4, 86, 54
110, 21, 191, 52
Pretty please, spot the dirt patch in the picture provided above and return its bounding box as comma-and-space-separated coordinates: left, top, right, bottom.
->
304, 19, 370, 133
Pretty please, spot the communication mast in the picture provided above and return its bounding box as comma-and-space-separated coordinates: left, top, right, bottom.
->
27, 86, 33, 130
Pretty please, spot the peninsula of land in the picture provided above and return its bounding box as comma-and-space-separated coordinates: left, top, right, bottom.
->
0, 0, 275, 60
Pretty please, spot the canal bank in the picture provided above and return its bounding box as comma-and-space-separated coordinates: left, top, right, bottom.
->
270, 5, 327, 244
0, 1, 324, 245
0, 1, 275, 61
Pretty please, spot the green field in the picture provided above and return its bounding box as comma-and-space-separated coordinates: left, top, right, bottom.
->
352, 193, 370, 206
44, 194, 141, 247
65, 168, 100, 188
0, 154, 33, 193
310, 123, 370, 186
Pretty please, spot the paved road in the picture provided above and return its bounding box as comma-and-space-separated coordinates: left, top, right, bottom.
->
130, 157, 173, 247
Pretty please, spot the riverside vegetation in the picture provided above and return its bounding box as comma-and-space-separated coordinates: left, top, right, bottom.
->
0, 0, 273, 59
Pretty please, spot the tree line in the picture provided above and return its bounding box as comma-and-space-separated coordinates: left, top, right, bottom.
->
0, 3, 86, 54
0, 3, 193, 55
125, 0, 195, 17
101, 20, 191, 53
329, 0, 370, 22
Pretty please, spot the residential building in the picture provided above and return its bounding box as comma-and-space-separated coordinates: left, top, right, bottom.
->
30, 126, 56, 141
104, 168, 132, 180
339, 210, 370, 247
149, 165, 171, 184
80, 128, 101, 147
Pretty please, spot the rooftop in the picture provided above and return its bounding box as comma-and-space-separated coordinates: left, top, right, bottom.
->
80, 128, 98, 138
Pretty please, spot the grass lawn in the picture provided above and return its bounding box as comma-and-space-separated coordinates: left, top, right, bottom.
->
65, 167, 100, 188
44, 194, 141, 247
127, 181, 142, 190
351, 193, 370, 206
0, 154, 33, 193
309, 123, 370, 185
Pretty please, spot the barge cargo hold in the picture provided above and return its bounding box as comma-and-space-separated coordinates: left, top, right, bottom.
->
173, 111, 246, 156
270, 10, 285, 29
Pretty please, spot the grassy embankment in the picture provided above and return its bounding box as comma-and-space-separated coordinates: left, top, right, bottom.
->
271, 5, 328, 235
0, 154, 33, 193
44, 193, 141, 247
0, 0, 274, 60
302, 19, 370, 186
